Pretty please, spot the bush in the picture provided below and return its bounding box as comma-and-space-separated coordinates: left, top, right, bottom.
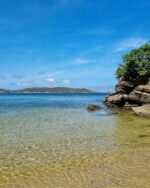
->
116, 41, 150, 83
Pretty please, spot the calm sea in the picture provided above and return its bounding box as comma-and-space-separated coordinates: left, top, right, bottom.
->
0, 93, 150, 188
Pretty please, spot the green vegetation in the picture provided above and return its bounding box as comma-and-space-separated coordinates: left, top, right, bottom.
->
116, 41, 150, 83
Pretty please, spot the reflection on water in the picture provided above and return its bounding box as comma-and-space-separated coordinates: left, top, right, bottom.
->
0, 94, 150, 188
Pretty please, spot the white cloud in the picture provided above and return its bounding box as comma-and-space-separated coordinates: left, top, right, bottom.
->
46, 78, 56, 84
12, 78, 70, 88
16, 82, 30, 86
14, 78, 57, 88
115, 38, 147, 52
62, 79, 70, 85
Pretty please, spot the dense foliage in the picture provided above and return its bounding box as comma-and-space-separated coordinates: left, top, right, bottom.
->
116, 42, 150, 83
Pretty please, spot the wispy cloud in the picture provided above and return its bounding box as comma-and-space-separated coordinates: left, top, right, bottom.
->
64, 58, 97, 66
82, 27, 115, 36
46, 78, 56, 85
51, 0, 85, 11
15, 81, 31, 87
137, 0, 150, 8
0, 74, 6, 80
62, 79, 70, 86
49, 71, 63, 77
73, 58, 90, 65
38, 71, 46, 75
12, 77, 70, 88
51, 0, 73, 12
13, 74, 26, 80
12, 79, 56, 88
115, 37, 147, 52
37, 71, 63, 77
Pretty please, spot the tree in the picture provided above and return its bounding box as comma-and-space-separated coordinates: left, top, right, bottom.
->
116, 41, 150, 83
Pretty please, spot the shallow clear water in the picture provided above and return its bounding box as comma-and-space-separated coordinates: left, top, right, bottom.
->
0, 93, 150, 188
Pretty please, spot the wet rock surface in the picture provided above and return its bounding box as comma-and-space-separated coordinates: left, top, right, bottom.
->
87, 104, 103, 111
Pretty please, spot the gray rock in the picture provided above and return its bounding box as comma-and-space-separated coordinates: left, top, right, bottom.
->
132, 105, 150, 118
128, 92, 141, 104
140, 92, 150, 103
87, 104, 103, 111
106, 94, 127, 107
120, 81, 135, 89
136, 85, 150, 94
116, 87, 127, 94
115, 81, 135, 94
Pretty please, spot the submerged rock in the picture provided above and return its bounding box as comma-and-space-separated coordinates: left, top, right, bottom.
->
139, 134, 150, 138
87, 104, 103, 111
132, 104, 150, 118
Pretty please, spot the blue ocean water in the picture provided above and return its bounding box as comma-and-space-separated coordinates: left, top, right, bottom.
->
0, 93, 108, 116
0, 93, 150, 188
0, 93, 107, 108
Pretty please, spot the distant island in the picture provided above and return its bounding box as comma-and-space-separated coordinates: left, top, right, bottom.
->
0, 87, 94, 93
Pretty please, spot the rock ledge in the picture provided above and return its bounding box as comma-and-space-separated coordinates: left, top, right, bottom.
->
132, 105, 150, 118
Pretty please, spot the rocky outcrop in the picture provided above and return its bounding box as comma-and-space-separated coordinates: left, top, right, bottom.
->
87, 104, 103, 111
132, 105, 150, 118
115, 81, 135, 94
104, 78, 150, 117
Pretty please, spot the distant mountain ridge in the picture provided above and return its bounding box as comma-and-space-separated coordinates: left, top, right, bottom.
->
0, 87, 94, 93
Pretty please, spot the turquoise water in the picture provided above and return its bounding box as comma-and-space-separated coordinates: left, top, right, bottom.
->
0, 93, 150, 188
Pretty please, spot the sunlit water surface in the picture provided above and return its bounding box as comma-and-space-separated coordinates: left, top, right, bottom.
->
0, 94, 150, 188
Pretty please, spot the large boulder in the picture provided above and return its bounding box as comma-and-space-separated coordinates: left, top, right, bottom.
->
132, 105, 150, 118
87, 104, 103, 111
140, 92, 150, 103
135, 85, 150, 94
105, 94, 127, 107
133, 84, 150, 104
128, 92, 141, 104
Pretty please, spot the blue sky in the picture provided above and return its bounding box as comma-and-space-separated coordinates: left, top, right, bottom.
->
0, 0, 150, 91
